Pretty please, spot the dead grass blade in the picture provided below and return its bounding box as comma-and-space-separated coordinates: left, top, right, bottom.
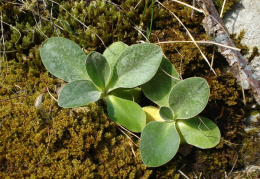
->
220, 0, 227, 18
156, 0, 217, 75
156, 40, 241, 51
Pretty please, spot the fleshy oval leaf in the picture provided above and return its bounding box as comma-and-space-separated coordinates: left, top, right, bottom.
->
103, 41, 129, 70
86, 52, 110, 90
169, 77, 210, 119
40, 37, 89, 82
104, 95, 146, 133
176, 116, 221, 148
58, 80, 101, 108
159, 106, 174, 121
140, 121, 180, 167
142, 106, 164, 124
142, 57, 179, 106
108, 43, 162, 91
108, 87, 142, 102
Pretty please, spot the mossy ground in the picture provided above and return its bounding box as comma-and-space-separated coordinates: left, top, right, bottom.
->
0, 0, 258, 178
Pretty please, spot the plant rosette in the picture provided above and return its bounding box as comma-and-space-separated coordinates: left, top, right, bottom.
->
140, 60, 221, 167
40, 37, 220, 167
40, 37, 163, 133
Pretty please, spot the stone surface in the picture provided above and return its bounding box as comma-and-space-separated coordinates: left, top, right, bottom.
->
223, 0, 260, 79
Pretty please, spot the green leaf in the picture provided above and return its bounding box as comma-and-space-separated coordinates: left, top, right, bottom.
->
105, 95, 146, 132
142, 57, 179, 107
58, 80, 101, 108
176, 116, 220, 148
159, 106, 174, 121
58, 13, 78, 36
47, 2, 78, 36
140, 121, 180, 167
108, 87, 142, 102
86, 52, 110, 90
40, 37, 89, 82
103, 41, 129, 70
169, 77, 210, 119
108, 43, 162, 91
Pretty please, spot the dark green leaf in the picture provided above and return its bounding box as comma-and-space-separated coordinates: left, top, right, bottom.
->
40, 37, 89, 82
108, 87, 142, 102
169, 77, 210, 119
58, 80, 101, 108
105, 95, 146, 132
142, 57, 179, 107
140, 121, 180, 167
103, 42, 128, 70
108, 43, 162, 91
177, 116, 220, 148
86, 52, 110, 90
159, 106, 174, 121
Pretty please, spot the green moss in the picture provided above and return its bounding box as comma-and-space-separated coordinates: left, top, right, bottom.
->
240, 128, 259, 165
0, 61, 151, 178
206, 69, 241, 106
213, 0, 240, 14
248, 46, 260, 63
0, 0, 258, 177
230, 30, 250, 55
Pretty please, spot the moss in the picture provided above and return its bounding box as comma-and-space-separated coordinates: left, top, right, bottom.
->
0, 0, 258, 178
206, 69, 241, 106
2, 0, 165, 60
0, 60, 151, 178
248, 46, 260, 63
240, 128, 259, 166
230, 30, 250, 55
0, 103, 149, 178
213, 0, 240, 15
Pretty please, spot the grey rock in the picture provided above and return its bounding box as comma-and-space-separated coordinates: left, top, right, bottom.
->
223, 0, 260, 78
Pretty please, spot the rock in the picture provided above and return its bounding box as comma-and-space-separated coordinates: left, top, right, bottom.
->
223, 0, 260, 79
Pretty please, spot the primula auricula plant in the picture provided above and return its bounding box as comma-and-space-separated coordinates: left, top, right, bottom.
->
40, 37, 220, 167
